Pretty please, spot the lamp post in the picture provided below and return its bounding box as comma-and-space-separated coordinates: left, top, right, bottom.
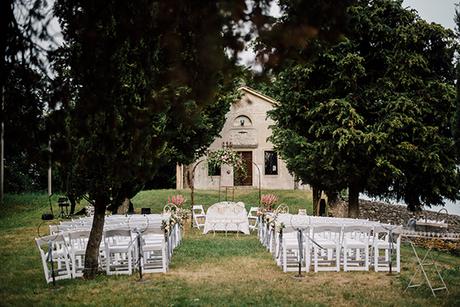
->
48, 138, 52, 196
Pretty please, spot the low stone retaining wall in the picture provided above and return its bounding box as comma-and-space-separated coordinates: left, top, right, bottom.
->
329, 199, 460, 233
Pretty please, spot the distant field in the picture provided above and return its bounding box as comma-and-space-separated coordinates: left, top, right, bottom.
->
0, 189, 458, 306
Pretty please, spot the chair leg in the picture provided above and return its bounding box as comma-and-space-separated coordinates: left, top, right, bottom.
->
64, 255, 72, 279
70, 254, 76, 278
374, 246, 379, 272
283, 244, 287, 272
127, 251, 131, 275
343, 247, 348, 272
305, 245, 310, 272
365, 247, 369, 271
106, 249, 111, 275
314, 246, 318, 272
336, 246, 341, 272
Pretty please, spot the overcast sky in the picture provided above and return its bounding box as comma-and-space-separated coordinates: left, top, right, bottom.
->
403, 0, 457, 30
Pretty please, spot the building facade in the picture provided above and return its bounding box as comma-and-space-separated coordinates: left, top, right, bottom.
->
176, 86, 298, 190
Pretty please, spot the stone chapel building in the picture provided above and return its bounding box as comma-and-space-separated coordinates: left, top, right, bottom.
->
176, 86, 299, 190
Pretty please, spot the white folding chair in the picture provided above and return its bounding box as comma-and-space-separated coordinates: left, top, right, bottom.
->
139, 227, 168, 273
248, 207, 259, 231
373, 226, 401, 272
311, 225, 342, 272
192, 205, 206, 229
342, 225, 371, 271
104, 229, 134, 275
67, 230, 90, 278
35, 234, 72, 283
280, 227, 310, 272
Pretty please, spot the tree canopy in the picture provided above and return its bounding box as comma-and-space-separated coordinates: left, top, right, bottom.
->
269, 0, 460, 216
49, 0, 284, 278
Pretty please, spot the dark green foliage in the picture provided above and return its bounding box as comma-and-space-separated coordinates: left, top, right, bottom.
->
270, 0, 460, 214
144, 163, 176, 189
1, 0, 55, 193
455, 61, 460, 157
3, 62, 48, 192
255, 0, 356, 71
50, 0, 246, 204
454, 6, 460, 158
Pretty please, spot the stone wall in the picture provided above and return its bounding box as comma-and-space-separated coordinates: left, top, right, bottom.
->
329, 199, 460, 233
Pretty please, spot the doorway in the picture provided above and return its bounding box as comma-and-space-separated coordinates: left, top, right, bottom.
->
234, 151, 253, 186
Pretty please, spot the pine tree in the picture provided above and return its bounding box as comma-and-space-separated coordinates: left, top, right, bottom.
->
270, 0, 460, 216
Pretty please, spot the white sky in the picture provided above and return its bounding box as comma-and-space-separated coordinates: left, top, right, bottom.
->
403, 0, 457, 31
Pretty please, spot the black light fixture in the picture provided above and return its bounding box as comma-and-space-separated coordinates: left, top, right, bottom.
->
141, 208, 151, 215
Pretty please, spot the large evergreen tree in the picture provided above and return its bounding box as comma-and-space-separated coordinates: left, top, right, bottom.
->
269, 0, 460, 217
50, 0, 278, 278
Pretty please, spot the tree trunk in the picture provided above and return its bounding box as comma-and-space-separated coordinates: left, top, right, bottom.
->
116, 197, 130, 214
348, 183, 360, 218
83, 199, 106, 279
188, 167, 194, 229
68, 193, 77, 215
405, 192, 421, 212
128, 199, 134, 214
312, 186, 322, 216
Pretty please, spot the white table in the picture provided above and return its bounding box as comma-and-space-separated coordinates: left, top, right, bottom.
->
203, 201, 250, 235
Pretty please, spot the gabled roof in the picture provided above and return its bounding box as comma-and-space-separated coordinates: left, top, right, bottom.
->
238, 86, 279, 106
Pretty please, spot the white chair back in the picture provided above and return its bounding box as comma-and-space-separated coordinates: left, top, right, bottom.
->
35, 234, 72, 283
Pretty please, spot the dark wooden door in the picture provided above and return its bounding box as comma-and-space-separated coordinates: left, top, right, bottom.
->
234, 151, 252, 186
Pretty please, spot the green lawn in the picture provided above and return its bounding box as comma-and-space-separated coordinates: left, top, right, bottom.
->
0, 189, 459, 306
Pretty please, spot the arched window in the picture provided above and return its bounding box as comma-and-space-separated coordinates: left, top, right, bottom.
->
233, 115, 252, 127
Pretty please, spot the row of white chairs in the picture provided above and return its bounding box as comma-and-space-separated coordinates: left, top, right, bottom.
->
259, 214, 401, 273
35, 214, 181, 283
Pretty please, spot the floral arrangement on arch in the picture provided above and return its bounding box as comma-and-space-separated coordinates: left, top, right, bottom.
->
207, 148, 247, 178
261, 193, 279, 211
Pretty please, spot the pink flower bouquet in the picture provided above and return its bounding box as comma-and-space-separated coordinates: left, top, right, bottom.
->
261, 194, 278, 211
168, 194, 186, 207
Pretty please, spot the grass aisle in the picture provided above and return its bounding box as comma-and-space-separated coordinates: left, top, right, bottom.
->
0, 190, 459, 306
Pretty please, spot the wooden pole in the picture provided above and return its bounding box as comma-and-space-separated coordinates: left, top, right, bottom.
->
48, 139, 52, 196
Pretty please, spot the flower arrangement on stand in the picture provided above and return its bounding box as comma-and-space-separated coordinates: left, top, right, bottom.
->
166, 194, 189, 225
261, 193, 279, 211
168, 195, 186, 207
